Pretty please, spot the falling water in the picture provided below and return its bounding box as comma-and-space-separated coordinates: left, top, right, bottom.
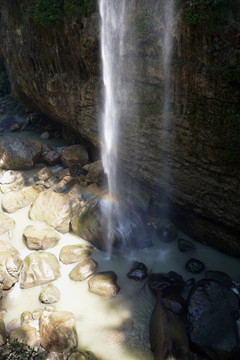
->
99, 1, 127, 250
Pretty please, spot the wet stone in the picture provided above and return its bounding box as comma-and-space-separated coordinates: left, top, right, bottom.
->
39, 284, 61, 304
127, 261, 148, 281
59, 244, 94, 265
156, 220, 177, 243
185, 258, 205, 274
88, 271, 120, 299
148, 271, 185, 294
178, 238, 196, 252
205, 270, 233, 288
69, 258, 98, 281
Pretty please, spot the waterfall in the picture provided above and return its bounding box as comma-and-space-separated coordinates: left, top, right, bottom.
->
99, 1, 127, 250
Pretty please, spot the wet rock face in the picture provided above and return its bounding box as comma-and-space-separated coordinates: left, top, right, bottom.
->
187, 279, 239, 358
0, 1, 240, 254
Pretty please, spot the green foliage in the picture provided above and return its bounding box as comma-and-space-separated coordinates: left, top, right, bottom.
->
24, 0, 97, 27
185, 0, 229, 26
0, 339, 46, 360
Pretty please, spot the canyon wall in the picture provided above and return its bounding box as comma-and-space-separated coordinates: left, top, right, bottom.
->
0, 0, 239, 255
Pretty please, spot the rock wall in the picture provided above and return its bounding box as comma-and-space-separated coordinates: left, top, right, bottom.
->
0, 0, 239, 255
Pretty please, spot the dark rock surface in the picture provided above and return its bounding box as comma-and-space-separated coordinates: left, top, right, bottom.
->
127, 261, 148, 281
185, 258, 205, 274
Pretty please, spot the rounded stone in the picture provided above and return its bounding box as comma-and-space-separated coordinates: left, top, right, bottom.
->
88, 271, 120, 298
39, 284, 61, 304
69, 258, 98, 281
185, 258, 205, 274
59, 244, 94, 265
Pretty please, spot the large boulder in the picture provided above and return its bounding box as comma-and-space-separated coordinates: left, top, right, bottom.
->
61, 144, 89, 168
88, 271, 120, 298
39, 311, 78, 353
0, 240, 22, 290
20, 252, 60, 288
187, 279, 239, 359
0, 136, 42, 170
150, 300, 190, 360
59, 244, 94, 265
29, 191, 81, 233
23, 225, 60, 250
0, 212, 15, 235
2, 185, 42, 213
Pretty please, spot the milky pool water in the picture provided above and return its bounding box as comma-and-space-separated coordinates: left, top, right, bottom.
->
1, 167, 240, 360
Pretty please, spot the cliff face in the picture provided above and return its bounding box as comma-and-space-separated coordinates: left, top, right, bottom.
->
0, 0, 240, 255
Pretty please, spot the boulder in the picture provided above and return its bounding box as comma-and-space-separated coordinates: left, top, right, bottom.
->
187, 279, 239, 358
127, 261, 148, 281
178, 238, 196, 252
185, 258, 205, 274
9, 324, 38, 348
39, 284, 61, 304
23, 225, 60, 250
2, 185, 42, 213
61, 144, 89, 168
68, 350, 98, 360
205, 270, 233, 288
34, 167, 53, 181
0, 170, 26, 193
39, 311, 78, 353
0, 241, 22, 290
0, 212, 15, 235
150, 300, 190, 360
59, 244, 94, 265
29, 191, 81, 233
20, 252, 60, 288
42, 150, 61, 165
88, 271, 120, 298
83, 160, 104, 185
0, 136, 42, 170
69, 258, 98, 281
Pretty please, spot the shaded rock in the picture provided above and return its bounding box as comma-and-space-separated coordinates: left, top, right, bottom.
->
0, 170, 26, 193
148, 271, 185, 294
36, 176, 58, 189
10, 123, 20, 132
83, 160, 104, 185
160, 290, 187, 316
54, 175, 77, 194
39, 284, 61, 304
178, 238, 196, 252
127, 261, 148, 281
40, 131, 50, 140
150, 300, 190, 360
69, 258, 98, 281
88, 271, 120, 298
39, 311, 78, 353
46, 353, 64, 360
2, 185, 42, 213
0, 212, 15, 235
59, 244, 94, 265
34, 167, 53, 181
61, 144, 89, 168
68, 350, 98, 360
185, 258, 205, 274
57, 168, 70, 181
0, 317, 7, 346
185, 278, 196, 289
9, 324, 38, 348
156, 219, 177, 243
0, 241, 22, 290
29, 191, 81, 233
187, 279, 239, 358
205, 270, 233, 288
43, 150, 61, 165
21, 311, 33, 325
23, 225, 60, 250
20, 252, 60, 289
0, 136, 42, 170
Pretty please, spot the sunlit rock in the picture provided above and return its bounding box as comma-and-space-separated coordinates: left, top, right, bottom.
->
20, 311, 33, 325
61, 144, 89, 168
2, 185, 42, 213
59, 244, 94, 265
88, 271, 120, 298
54, 175, 77, 194
29, 191, 81, 233
23, 225, 60, 250
0, 170, 26, 193
187, 279, 239, 358
0, 136, 42, 170
0, 240, 22, 290
39, 311, 78, 353
20, 252, 60, 289
34, 167, 53, 181
39, 284, 61, 304
0, 213, 15, 235
69, 258, 98, 281
9, 324, 38, 348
